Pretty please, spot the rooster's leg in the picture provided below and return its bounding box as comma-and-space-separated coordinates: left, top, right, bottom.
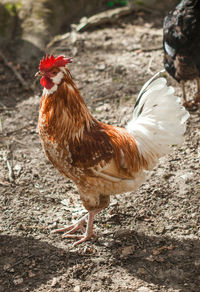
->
53, 210, 99, 245
181, 81, 188, 106
194, 78, 200, 104
181, 80, 196, 108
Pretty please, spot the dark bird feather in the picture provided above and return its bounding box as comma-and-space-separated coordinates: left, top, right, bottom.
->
163, 0, 200, 107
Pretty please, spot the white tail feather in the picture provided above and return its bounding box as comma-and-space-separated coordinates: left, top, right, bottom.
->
126, 71, 190, 169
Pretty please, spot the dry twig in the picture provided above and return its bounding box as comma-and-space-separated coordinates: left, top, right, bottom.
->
3, 144, 15, 183
74, 6, 135, 32
0, 124, 33, 138
0, 51, 33, 91
142, 265, 158, 279
92, 94, 120, 104
133, 46, 162, 52
146, 56, 154, 74
47, 32, 70, 49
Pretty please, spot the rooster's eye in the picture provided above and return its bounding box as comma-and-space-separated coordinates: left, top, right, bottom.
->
52, 71, 57, 75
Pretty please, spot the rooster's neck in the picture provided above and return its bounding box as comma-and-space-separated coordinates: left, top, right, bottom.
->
39, 73, 95, 142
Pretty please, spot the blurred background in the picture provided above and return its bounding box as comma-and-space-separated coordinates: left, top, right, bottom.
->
0, 0, 179, 62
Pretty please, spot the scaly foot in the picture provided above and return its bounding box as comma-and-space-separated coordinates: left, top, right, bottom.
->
53, 213, 87, 235
53, 210, 99, 245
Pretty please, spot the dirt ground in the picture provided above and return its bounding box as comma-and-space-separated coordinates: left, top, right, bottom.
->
0, 11, 200, 292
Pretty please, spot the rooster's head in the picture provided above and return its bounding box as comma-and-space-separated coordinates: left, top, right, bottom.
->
36, 54, 72, 90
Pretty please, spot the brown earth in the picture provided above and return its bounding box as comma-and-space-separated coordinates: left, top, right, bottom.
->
0, 11, 200, 292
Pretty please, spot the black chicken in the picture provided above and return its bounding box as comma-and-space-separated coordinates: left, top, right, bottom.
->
163, 0, 200, 108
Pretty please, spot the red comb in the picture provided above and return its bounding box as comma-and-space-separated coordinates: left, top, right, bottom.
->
39, 55, 72, 72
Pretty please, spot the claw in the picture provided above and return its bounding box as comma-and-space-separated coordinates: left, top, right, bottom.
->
74, 236, 95, 246
52, 210, 99, 245
52, 213, 87, 234
62, 225, 85, 238
63, 233, 96, 246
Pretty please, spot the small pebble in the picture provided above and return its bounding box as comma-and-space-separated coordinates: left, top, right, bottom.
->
51, 277, 58, 287
74, 285, 81, 292
3, 263, 11, 271
13, 277, 23, 285
28, 270, 36, 278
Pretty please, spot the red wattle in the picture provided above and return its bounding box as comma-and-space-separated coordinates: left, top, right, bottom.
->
40, 76, 54, 89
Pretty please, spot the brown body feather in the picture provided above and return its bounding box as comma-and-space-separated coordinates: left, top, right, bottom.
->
38, 70, 147, 211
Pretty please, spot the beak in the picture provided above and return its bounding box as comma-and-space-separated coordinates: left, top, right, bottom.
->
35, 71, 43, 77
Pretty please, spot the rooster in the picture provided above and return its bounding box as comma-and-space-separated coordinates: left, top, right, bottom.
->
36, 55, 189, 245
163, 0, 200, 108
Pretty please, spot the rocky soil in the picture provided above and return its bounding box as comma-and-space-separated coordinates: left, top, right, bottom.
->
0, 10, 200, 292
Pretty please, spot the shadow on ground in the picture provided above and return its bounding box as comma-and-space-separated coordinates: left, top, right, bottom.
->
0, 234, 69, 292
103, 230, 200, 292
